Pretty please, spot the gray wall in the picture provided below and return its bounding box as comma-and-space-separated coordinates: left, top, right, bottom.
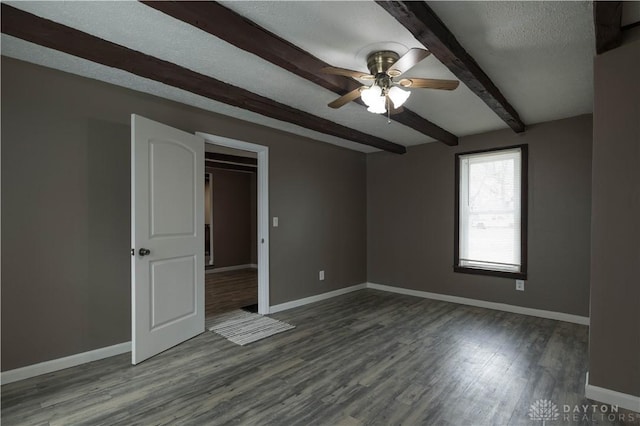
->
589, 39, 640, 397
269, 128, 366, 304
1, 57, 367, 371
368, 115, 593, 316
209, 169, 254, 268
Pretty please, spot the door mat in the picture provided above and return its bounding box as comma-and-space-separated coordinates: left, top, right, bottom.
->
208, 310, 295, 346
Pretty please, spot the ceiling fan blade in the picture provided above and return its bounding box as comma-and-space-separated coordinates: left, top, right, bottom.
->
387, 48, 431, 77
398, 78, 460, 90
320, 67, 374, 80
328, 87, 364, 109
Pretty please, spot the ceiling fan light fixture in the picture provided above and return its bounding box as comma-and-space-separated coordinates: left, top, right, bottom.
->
360, 84, 382, 107
363, 85, 387, 114
388, 86, 411, 108
367, 102, 387, 114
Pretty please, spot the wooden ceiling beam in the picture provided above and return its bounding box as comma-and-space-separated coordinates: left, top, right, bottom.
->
1, 4, 406, 154
376, 1, 525, 133
594, 1, 622, 54
205, 161, 256, 174
205, 152, 257, 166
142, 1, 458, 146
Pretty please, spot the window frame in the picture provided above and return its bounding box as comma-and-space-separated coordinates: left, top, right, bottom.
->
453, 144, 528, 280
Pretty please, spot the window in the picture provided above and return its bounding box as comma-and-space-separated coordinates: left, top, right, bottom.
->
454, 145, 527, 279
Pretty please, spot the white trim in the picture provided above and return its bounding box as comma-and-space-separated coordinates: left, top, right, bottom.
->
269, 283, 367, 314
366, 283, 590, 325
585, 372, 640, 412
2, 284, 595, 386
205, 263, 258, 274
1, 342, 131, 385
197, 133, 269, 315
268, 282, 589, 324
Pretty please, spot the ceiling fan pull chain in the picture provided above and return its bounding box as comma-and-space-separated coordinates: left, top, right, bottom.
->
387, 97, 391, 124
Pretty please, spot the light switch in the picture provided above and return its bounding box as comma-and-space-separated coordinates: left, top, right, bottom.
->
273, 217, 279, 227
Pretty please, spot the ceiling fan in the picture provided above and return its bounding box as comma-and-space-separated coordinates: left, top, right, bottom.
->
322, 48, 459, 115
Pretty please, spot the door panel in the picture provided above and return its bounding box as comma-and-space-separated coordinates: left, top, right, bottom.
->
150, 140, 196, 237
150, 256, 196, 329
131, 114, 204, 365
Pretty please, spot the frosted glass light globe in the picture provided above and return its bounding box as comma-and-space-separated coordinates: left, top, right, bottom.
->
361, 84, 382, 107
388, 86, 411, 108
367, 94, 387, 114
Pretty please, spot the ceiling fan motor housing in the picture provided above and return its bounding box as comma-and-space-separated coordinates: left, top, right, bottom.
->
366, 51, 401, 76
367, 51, 401, 94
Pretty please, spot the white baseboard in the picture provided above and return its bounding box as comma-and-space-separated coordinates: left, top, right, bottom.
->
0, 283, 591, 386
269, 283, 367, 314
366, 282, 590, 325
1, 341, 131, 385
205, 263, 258, 274
585, 372, 640, 412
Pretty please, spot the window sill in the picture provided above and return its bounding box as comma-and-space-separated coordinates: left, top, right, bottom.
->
454, 266, 527, 280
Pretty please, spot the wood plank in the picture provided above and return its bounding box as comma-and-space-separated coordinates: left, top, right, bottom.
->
1, 290, 592, 424
205, 152, 257, 165
142, 1, 458, 146
594, 1, 622, 54
376, 1, 526, 133
0, 4, 406, 154
204, 268, 257, 318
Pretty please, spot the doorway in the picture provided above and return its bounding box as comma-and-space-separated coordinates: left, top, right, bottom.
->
204, 148, 257, 319
197, 132, 269, 315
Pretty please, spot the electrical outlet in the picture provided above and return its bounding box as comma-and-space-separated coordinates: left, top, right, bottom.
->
319, 270, 325, 281
516, 280, 525, 291
273, 217, 278, 227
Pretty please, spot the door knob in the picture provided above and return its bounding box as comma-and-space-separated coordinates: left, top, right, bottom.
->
139, 248, 151, 256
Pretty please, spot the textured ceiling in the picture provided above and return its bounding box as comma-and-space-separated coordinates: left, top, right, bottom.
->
2, 1, 597, 152
427, 1, 595, 125
220, 1, 507, 137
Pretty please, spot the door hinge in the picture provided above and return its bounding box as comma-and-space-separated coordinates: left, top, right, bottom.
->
131, 248, 135, 256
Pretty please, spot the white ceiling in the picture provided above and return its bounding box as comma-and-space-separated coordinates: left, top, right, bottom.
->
427, 1, 595, 125
2, 1, 597, 153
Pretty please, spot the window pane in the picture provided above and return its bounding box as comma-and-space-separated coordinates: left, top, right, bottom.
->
458, 148, 522, 273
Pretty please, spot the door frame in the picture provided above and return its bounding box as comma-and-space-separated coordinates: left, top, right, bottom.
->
197, 132, 269, 315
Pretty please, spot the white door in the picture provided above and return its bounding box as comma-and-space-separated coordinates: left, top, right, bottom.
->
131, 115, 204, 365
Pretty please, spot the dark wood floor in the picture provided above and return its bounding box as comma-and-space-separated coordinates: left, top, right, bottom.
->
1, 290, 630, 425
205, 268, 257, 317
